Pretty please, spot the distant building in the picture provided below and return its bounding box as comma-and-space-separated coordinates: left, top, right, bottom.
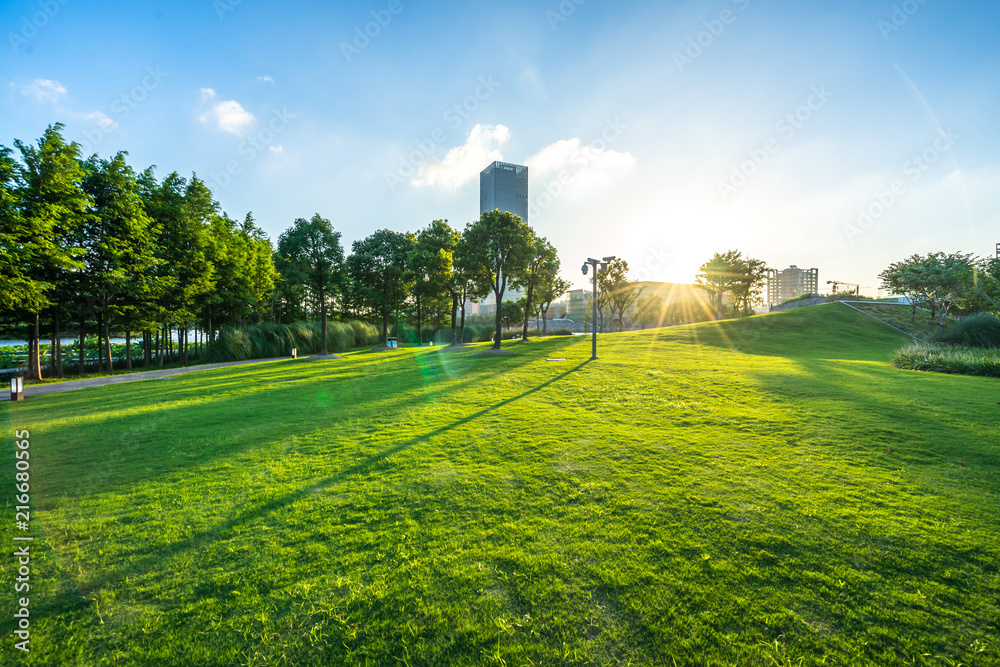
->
767, 266, 819, 305
478, 161, 529, 308
480, 161, 529, 225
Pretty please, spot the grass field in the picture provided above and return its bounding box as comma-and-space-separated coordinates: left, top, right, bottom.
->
1, 303, 997, 666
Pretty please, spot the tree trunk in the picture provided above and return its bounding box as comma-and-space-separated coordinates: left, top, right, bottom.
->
381, 309, 389, 345
97, 311, 104, 372
460, 287, 467, 344
522, 283, 534, 340
54, 307, 63, 378
103, 309, 113, 374
541, 304, 549, 336
126, 329, 132, 370
416, 294, 422, 345
493, 286, 503, 349
450, 292, 459, 345
157, 327, 164, 368
78, 319, 85, 377
207, 306, 213, 360
50, 311, 57, 377
911, 302, 916, 322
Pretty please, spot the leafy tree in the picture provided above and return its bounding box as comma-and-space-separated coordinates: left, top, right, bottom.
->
81, 152, 159, 372
457, 209, 535, 349
880, 252, 978, 332
347, 229, 414, 345
696, 250, 741, 320
730, 256, 769, 317
409, 220, 457, 344
536, 272, 571, 336
635, 292, 665, 329
278, 214, 345, 356
501, 299, 524, 329
14, 124, 90, 378
599, 258, 641, 331
510, 237, 557, 340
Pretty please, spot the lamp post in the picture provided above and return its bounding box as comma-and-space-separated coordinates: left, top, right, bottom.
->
581, 256, 616, 360
10, 376, 24, 401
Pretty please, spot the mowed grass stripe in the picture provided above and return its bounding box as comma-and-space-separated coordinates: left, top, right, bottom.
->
1, 304, 997, 666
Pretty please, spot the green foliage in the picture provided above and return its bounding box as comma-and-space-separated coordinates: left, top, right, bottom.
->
347, 228, 414, 343
893, 341, 1000, 377
457, 209, 536, 348
209, 320, 380, 362
696, 249, 768, 319
937, 312, 1000, 348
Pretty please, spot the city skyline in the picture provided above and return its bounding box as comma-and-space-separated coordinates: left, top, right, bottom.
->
2, 0, 998, 295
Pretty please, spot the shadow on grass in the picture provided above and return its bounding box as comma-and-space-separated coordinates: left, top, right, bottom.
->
1, 358, 592, 630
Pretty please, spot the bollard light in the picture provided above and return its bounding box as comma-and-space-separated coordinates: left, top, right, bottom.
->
10, 377, 24, 401
291, 348, 298, 359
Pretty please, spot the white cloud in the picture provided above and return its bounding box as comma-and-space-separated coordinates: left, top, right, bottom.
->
199, 89, 255, 136
15, 78, 67, 104
412, 124, 510, 189
256, 75, 275, 84
525, 137, 635, 191
77, 110, 118, 130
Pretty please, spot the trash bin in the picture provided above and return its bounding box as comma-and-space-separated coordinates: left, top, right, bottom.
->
387, 337, 398, 349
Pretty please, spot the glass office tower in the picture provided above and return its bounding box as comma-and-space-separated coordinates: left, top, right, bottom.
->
480, 161, 529, 224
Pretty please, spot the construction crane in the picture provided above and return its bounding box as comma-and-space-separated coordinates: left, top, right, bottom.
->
827, 280, 860, 296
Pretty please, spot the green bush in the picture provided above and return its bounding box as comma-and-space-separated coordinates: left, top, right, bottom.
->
938, 313, 1000, 348
548, 328, 574, 336
210, 321, 380, 362
892, 342, 1000, 377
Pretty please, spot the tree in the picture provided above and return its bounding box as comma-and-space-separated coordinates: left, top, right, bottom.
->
14, 124, 90, 379
277, 214, 345, 356
347, 229, 414, 345
510, 237, 558, 340
880, 252, 978, 332
536, 272, 570, 336
456, 209, 535, 349
730, 256, 769, 317
81, 152, 158, 373
696, 250, 742, 320
635, 292, 665, 329
501, 299, 524, 329
409, 220, 457, 344
599, 258, 641, 331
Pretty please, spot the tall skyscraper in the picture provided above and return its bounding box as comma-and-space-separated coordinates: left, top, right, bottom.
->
480, 161, 529, 224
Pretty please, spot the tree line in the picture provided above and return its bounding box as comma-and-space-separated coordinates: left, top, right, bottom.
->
1, 124, 571, 379
879, 252, 1000, 333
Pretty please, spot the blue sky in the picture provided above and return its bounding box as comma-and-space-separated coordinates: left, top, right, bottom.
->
2, 0, 998, 293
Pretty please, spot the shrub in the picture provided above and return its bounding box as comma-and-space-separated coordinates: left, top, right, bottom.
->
210, 320, 380, 362
548, 328, 574, 336
892, 342, 1000, 377
938, 313, 1000, 348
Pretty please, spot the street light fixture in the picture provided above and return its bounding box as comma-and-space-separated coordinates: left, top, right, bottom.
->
582, 255, 616, 360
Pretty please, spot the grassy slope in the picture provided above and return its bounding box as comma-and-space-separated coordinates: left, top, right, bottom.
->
1, 304, 997, 666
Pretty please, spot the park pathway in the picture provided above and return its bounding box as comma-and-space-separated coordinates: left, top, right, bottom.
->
1, 357, 292, 402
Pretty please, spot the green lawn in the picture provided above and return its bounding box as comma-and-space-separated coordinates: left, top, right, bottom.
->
1, 303, 997, 666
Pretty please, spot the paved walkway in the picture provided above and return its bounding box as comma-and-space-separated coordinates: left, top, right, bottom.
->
1, 357, 292, 401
